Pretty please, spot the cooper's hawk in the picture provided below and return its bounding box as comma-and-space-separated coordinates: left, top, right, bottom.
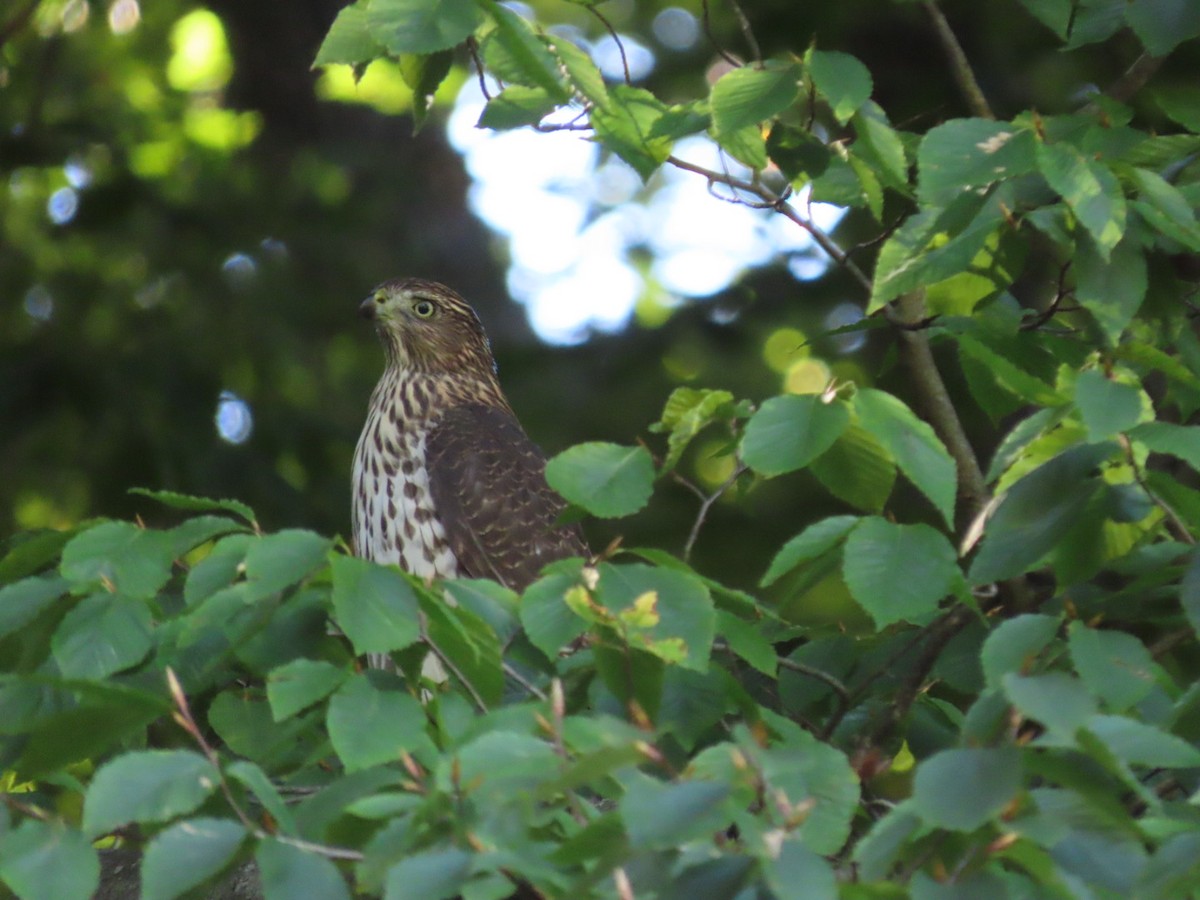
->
352, 278, 588, 599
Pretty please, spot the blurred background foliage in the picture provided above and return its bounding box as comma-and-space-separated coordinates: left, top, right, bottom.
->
3, 0, 1198, 590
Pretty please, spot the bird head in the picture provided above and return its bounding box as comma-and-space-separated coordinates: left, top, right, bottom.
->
361, 278, 499, 377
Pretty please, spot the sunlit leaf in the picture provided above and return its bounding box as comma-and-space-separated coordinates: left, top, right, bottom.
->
807, 49, 872, 124
709, 62, 801, 136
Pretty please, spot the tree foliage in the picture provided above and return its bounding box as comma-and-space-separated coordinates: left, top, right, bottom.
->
3, 0, 1200, 898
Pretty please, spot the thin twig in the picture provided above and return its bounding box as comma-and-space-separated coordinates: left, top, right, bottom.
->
921, 1, 994, 119
683, 463, 747, 562
465, 37, 493, 101
1121, 434, 1196, 546
727, 0, 762, 67
776, 656, 852, 740
586, 6, 630, 85
503, 661, 548, 701
1100, 51, 1164, 106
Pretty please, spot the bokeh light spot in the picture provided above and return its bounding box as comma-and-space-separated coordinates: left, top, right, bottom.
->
763, 327, 809, 373
785, 358, 832, 395
62, 0, 90, 33
107, 0, 140, 35
593, 34, 655, 82
167, 10, 233, 93
825, 302, 867, 354
215, 391, 253, 444
221, 252, 257, 288
47, 187, 79, 225
23, 285, 54, 322
652, 8, 700, 51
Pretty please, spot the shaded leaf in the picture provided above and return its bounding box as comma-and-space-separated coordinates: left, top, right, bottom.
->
83, 750, 218, 837
843, 518, 961, 628
1073, 369, 1144, 439
383, 848, 472, 900
807, 49, 872, 124
327, 675, 430, 772
128, 488, 256, 527
0, 574, 68, 640
1037, 142, 1126, 257
621, 778, 732, 849
912, 747, 1022, 831
918, 119, 1036, 206
243, 530, 331, 595
267, 658, 348, 721
1074, 237, 1147, 345
761, 515, 859, 587
980, 613, 1060, 688
257, 838, 351, 900
141, 818, 246, 900
742, 395, 850, 477
51, 593, 153, 679
60, 521, 175, 599
809, 423, 897, 513
545, 441, 654, 518
330, 554, 421, 656
0, 819, 98, 900
367, 0, 480, 55
1067, 623, 1156, 712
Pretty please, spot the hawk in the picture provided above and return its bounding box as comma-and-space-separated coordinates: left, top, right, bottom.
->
352, 278, 588, 599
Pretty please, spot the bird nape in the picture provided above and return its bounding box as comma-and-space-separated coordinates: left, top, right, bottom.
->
351, 277, 588, 608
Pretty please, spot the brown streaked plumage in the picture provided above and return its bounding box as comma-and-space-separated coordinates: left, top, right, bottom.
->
351, 278, 588, 596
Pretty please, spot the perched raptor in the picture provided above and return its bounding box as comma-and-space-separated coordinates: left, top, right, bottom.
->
352, 278, 588, 596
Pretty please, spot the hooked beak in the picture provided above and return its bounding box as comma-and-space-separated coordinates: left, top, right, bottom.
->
359, 296, 377, 320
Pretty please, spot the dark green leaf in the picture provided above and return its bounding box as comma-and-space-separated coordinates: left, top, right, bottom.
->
1153, 85, 1200, 132
918, 119, 1036, 206
1003, 672, 1097, 741
853, 102, 909, 192
128, 488, 256, 527
82, 750, 218, 837
595, 562, 716, 671
912, 747, 1022, 831
243, 530, 331, 595
0, 574, 68, 640
267, 659, 348, 721
330, 554, 421, 656
761, 515, 859, 587
0, 819, 98, 900
257, 838, 351, 900
1085, 714, 1200, 767
51, 593, 153, 679
741, 394, 850, 477
763, 837, 838, 900
226, 761, 297, 834
1131, 167, 1200, 252
367, 0, 480, 55
519, 570, 588, 660
709, 62, 801, 136
1131, 421, 1200, 475
809, 423, 897, 513
1037, 142, 1126, 257
980, 613, 1060, 688
1124, 0, 1200, 55
1073, 369, 1144, 440
621, 777, 731, 849
141, 818, 246, 900
1074, 237, 1146, 345
60, 521, 175, 599
853, 388, 956, 527
326, 675, 430, 771
477, 85, 557, 129
968, 443, 1114, 584
184, 533, 253, 606
715, 610, 777, 676
843, 518, 961, 628
807, 49, 871, 124
1067, 623, 1156, 712
383, 848, 472, 900
312, 1, 382, 66
544, 441, 654, 518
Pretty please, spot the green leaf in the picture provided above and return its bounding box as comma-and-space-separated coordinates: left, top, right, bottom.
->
208, 692, 320, 771
595, 563, 716, 671
764, 838, 838, 900
621, 778, 732, 849
741, 395, 850, 477
1085, 714, 1200, 768
842, 518, 961, 628
129, 488, 256, 527
807, 49, 871, 124
519, 569, 588, 660
761, 515, 859, 587
83, 750, 219, 837
955, 334, 1064, 407
141, 818, 246, 900
226, 761, 297, 834
243, 529, 331, 595
912, 747, 1022, 831
716, 610, 777, 676
918, 119, 1036, 206
1037, 141, 1126, 257
1073, 369, 1144, 440
366, 0, 480, 54
980, 613, 1060, 688
60, 521, 175, 599
1074, 236, 1147, 345
383, 848, 472, 900
0, 819, 99, 900
184, 533, 253, 606
1016, 0, 1072, 37
766, 123, 831, 182
0, 574, 68, 640
709, 62, 801, 136
329, 554, 422, 656
552, 36, 607, 106
477, 0, 568, 100
477, 85, 557, 129
257, 838, 351, 900
1131, 167, 1200, 252
51, 593, 153, 679
327, 675, 430, 772
1183, 548, 1200, 637
809, 423, 897, 513
1067, 623, 1156, 712
1130, 421, 1200, 475
853, 388, 957, 527
651, 387, 736, 472
451, 730, 561, 803
545, 441, 655, 518
968, 443, 1113, 585
714, 123, 769, 170
1003, 672, 1097, 741
852, 102, 909, 192
1153, 85, 1200, 132
590, 85, 673, 181
1124, 0, 1200, 55
267, 659, 348, 721
397, 50, 454, 132
312, 1, 382, 66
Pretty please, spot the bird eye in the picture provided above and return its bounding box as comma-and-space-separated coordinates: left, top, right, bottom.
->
373, 291, 386, 304
413, 299, 435, 318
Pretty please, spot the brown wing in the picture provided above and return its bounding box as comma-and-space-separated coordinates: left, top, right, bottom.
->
425, 404, 588, 590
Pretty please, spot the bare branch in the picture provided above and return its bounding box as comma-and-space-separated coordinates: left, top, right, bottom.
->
701, 0, 740, 67
1120, 434, 1196, 546
1101, 51, 1165, 106
727, 0, 762, 67
683, 462, 747, 562
586, 6, 630, 85
921, 1, 994, 119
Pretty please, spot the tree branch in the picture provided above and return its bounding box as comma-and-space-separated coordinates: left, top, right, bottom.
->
921, 1, 994, 119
